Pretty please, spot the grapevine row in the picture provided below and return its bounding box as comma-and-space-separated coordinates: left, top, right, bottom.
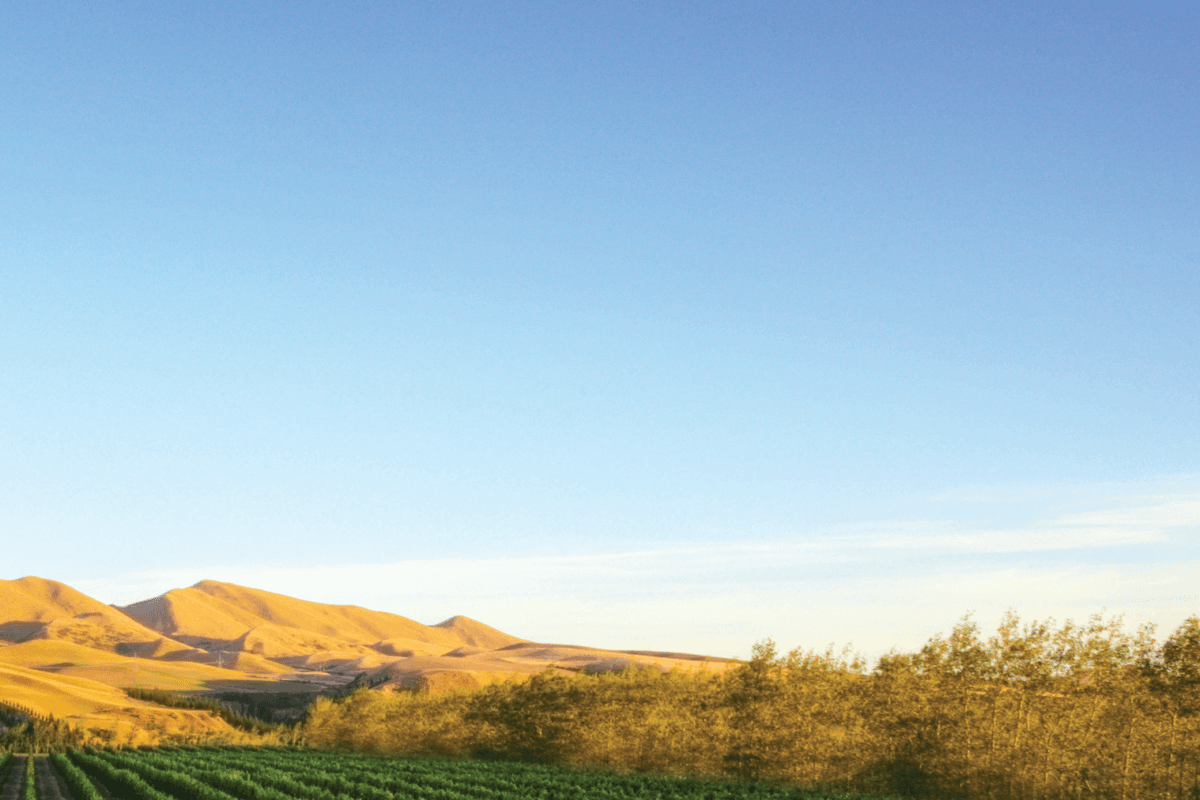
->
97, 746, 866, 800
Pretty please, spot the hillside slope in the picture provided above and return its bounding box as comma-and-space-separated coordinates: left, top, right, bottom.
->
4, 575, 732, 703
119, 580, 526, 653
0, 660, 146, 716
434, 615, 528, 650
0, 639, 291, 687
0, 577, 188, 652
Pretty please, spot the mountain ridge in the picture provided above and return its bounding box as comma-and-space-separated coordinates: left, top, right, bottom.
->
116, 579, 523, 651
0, 576, 192, 653
1, 574, 735, 735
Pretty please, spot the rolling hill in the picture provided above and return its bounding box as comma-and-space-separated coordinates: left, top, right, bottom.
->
0, 576, 190, 652
1, 574, 734, 732
118, 580, 522, 652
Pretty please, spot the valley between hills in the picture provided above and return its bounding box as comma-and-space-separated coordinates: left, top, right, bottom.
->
0, 576, 734, 745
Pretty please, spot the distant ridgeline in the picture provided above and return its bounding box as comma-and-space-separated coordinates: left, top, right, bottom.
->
305, 611, 1200, 800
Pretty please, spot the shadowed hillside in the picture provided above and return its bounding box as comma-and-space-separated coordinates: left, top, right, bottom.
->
2, 575, 732, 734
1, 574, 739, 747
119, 580, 525, 652
0, 577, 189, 652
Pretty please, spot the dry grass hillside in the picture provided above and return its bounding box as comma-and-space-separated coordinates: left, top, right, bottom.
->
2, 574, 734, 729
0, 660, 241, 746
433, 614, 528, 650
0, 661, 137, 717
0, 640, 288, 689
0, 574, 737, 748
120, 580, 524, 651
0, 577, 189, 652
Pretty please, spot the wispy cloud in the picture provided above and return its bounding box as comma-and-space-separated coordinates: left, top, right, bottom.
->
75, 485, 1200, 663
825, 492, 1200, 553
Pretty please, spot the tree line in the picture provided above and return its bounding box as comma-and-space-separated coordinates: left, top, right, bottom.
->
302, 610, 1200, 799
0, 700, 86, 753
0, 715, 86, 754
125, 688, 283, 735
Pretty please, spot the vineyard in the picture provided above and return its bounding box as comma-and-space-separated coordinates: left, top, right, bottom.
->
0, 747, 891, 800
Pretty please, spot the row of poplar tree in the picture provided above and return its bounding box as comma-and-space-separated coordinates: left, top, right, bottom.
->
303, 611, 1200, 800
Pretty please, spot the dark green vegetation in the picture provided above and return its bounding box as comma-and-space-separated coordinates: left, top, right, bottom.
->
0, 700, 86, 754
0, 701, 50, 724
206, 689, 327, 724
125, 688, 284, 734
0, 753, 16, 790
51, 753, 105, 800
0, 717, 85, 754
39, 747, 893, 800
306, 612, 1200, 799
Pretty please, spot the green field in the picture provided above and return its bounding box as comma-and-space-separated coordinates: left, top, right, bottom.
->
7, 747, 897, 800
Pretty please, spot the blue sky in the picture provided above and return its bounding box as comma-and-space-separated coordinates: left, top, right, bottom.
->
3, 2, 1197, 660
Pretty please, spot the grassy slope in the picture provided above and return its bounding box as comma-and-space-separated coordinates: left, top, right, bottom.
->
0, 577, 186, 652
0, 640, 284, 690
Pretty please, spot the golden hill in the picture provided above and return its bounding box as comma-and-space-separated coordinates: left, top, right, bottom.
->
0, 639, 288, 689
434, 614, 529, 650
234, 624, 376, 660
0, 576, 188, 652
0, 660, 242, 746
119, 590, 250, 644
3, 575, 733, 708
0, 660, 147, 717
157, 647, 296, 676
119, 580, 526, 653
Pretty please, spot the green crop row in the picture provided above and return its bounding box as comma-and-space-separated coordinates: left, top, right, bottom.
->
93, 746, 886, 800
69, 750, 176, 800
163, 746, 665, 799
50, 752, 105, 800
160, 746, 514, 799
102, 748, 369, 800
216, 749, 530, 800
132, 746, 511, 800
22, 754, 36, 800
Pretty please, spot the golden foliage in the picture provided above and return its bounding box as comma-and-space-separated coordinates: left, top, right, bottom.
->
304, 612, 1200, 799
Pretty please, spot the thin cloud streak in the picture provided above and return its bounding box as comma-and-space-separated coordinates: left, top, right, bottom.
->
74, 489, 1200, 661
85, 558, 1199, 662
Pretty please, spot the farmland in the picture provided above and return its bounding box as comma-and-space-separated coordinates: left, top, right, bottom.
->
5, 578, 1200, 799
0, 747, 887, 800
